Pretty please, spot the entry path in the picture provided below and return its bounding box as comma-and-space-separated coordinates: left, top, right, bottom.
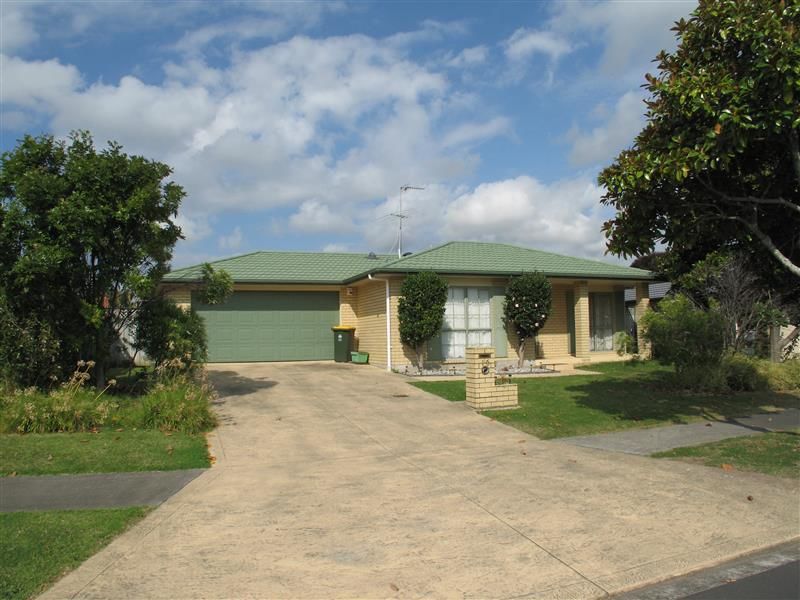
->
0, 469, 205, 512
557, 409, 800, 456
42, 362, 800, 599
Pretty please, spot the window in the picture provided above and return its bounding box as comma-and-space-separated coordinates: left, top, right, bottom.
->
442, 287, 491, 359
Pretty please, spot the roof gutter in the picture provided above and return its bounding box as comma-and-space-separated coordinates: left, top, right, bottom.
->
368, 274, 392, 372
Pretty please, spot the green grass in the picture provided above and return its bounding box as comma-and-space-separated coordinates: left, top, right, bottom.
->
0, 507, 149, 600
0, 429, 210, 476
410, 361, 800, 439
653, 432, 800, 478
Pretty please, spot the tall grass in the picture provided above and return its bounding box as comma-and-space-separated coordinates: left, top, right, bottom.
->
0, 362, 217, 434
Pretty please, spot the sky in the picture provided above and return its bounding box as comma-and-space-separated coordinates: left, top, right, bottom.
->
0, 0, 696, 268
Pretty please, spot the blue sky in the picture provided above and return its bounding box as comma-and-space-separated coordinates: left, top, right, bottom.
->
1, 0, 695, 267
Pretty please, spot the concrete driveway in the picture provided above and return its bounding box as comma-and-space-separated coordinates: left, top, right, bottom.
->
44, 362, 799, 599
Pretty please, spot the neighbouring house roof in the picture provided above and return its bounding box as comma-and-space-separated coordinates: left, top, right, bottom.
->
163, 241, 653, 285
624, 281, 672, 302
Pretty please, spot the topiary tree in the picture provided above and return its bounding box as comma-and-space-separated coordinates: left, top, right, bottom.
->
398, 272, 448, 372
504, 272, 552, 367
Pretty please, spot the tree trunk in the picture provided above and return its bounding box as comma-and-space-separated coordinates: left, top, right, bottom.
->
416, 345, 425, 374
517, 338, 526, 368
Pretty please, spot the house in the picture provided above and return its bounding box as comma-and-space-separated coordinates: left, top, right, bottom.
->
162, 241, 654, 369
623, 281, 672, 336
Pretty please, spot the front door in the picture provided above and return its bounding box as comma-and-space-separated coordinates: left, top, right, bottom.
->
590, 293, 614, 351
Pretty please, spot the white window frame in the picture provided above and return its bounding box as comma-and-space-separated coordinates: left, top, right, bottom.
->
441, 287, 491, 359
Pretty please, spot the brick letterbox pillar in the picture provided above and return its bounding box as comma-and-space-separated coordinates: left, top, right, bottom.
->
465, 347, 518, 410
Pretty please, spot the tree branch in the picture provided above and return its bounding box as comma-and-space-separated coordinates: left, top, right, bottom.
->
696, 175, 800, 215
727, 216, 800, 277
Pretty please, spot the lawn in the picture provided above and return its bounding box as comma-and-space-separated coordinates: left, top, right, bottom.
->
653, 432, 800, 479
0, 429, 210, 476
410, 361, 800, 439
0, 507, 149, 600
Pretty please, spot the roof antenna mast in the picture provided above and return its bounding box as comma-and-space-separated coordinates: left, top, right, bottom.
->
393, 185, 424, 258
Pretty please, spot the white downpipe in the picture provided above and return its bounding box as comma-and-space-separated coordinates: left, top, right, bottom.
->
368, 274, 392, 372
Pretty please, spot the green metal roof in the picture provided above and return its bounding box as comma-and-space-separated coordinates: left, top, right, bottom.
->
371, 241, 653, 281
164, 242, 652, 284
163, 251, 395, 284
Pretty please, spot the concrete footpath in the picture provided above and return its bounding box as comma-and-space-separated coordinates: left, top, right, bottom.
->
558, 408, 800, 455
0, 469, 205, 512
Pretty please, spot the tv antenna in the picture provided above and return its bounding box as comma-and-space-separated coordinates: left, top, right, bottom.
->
393, 185, 424, 258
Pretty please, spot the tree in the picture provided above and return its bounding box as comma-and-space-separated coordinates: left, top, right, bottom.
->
0, 132, 184, 387
134, 298, 208, 369
599, 1, 800, 280
398, 272, 448, 372
504, 272, 552, 368
677, 252, 787, 354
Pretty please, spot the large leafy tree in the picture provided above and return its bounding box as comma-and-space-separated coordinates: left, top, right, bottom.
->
599, 0, 800, 279
398, 272, 448, 372
504, 272, 552, 367
0, 132, 184, 386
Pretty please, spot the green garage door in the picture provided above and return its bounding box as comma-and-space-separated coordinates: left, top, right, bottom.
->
193, 291, 340, 362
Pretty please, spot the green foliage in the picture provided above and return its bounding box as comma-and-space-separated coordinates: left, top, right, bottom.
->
641, 295, 727, 389
133, 367, 217, 433
134, 298, 207, 369
0, 363, 217, 434
724, 355, 800, 392
398, 272, 448, 370
504, 272, 552, 366
0, 296, 62, 388
613, 331, 637, 356
599, 1, 800, 279
199, 263, 233, 305
0, 131, 185, 387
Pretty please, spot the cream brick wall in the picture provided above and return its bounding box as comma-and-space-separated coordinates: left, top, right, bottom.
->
355, 280, 388, 367
574, 281, 590, 358
506, 285, 570, 360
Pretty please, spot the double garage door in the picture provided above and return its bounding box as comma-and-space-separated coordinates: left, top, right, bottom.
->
193, 291, 340, 362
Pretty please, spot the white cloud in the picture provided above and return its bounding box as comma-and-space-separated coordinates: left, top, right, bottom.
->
444, 45, 489, 68
441, 176, 613, 260
218, 226, 244, 251
0, 54, 83, 108
440, 117, 511, 149
322, 243, 351, 253
548, 1, 694, 81
503, 28, 572, 62
567, 91, 645, 166
0, 3, 38, 52
289, 200, 355, 234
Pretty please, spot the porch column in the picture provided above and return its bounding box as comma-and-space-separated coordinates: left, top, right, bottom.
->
635, 282, 651, 358
574, 281, 590, 358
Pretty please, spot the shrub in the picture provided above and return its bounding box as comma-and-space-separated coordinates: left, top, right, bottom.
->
398, 272, 448, 372
135, 298, 207, 369
722, 354, 769, 392
504, 272, 552, 367
641, 295, 727, 389
613, 331, 637, 356
756, 359, 800, 391
134, 366, 217, 433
